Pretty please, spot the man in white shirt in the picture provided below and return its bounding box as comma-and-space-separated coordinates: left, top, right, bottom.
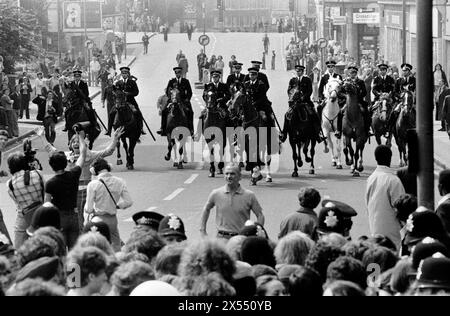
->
34, 72, 47, 97
90, 57, 101, 87
84, 158, 133, 251
366, 145, 405, 249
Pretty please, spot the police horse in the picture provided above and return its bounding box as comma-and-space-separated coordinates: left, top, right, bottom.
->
394, 91, 416, 167
371, 92, 394, 146
165, 88, 189, 169
284, 87, 317, 177
342, 79, 369, 177
321, 79, 344, 169
112, 84, 141, 170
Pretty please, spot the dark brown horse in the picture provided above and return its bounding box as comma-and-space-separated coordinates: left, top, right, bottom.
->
372, 93, 394, 146
342, 80, 369, 177
394, 91, 416, 167
284, 87, 317, 177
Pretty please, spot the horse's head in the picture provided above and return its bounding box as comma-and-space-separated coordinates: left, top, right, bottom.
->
113, 89, 127, 107
325, 79, 342, 102
402, 91, 415, 111
170, 88, 181, 104
342, 79, 358, 96
288, 86, 303, 104
205, 89, 218, 109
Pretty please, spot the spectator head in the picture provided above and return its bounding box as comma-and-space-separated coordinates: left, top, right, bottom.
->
298, 187, 321, 209
49, 151, 68, 172
288, 266, 323, 296
390, 258, 415, 295
66, 246, 108, 293
157, 214, 187, 244
0, 130, 8, 149
178, 239, 235, 283
411, 237, 450, 270
130, 280, 180, 296
154, 243, 185, 279
26, 203, 61, 237
226, 235, 247, 261
362, 246, 398, 287
374, 145, 392, 167
232, 261, 256, 296
82, 220, 112, 244
90, 158, 111, 175
438, 170, 450, 196
405, 209, 447, 249
323, 280, 366, 296
7, 152, 28, 174
110, 261, 155, 296
394, 194, 418, 224
255, 275, 287, 296
116, 251, 150, 265
75, 232, 114, 256
368, 235, 397, 252
187, 272, 236, 296
252, 264, 278, 279
17, 235, 57, 267
305, 241, 344, 284
326, 256, 367, 290
15, 256, 61, 284
274, 231, 315, 267
341, 240, 374, 261
224, 163, 242, 185
413, 254, 450, 295
320, 233, 348, 248
123, 229, 166, 263
239, 220, 269, 239
6, 279, 65, 296
33, 227, 67, 258
278, 264, 302, 291
241, 237, 276, 268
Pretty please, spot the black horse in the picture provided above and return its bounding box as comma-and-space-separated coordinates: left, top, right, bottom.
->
112, 87, 141, 170
64, 89, 100, 150
283, 87, 317, 177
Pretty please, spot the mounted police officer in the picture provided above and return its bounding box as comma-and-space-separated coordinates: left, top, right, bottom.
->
226, 62, 246, 93
280, 65, 324, 143
372, 63, 396, 102
243, 67, 274, 124
158, 66, 194, 136
317, 60, 344, 138
244, 61, 270, 89
203, 70, 231, 107
113, 67, 145, 137
345, 65, 372, 136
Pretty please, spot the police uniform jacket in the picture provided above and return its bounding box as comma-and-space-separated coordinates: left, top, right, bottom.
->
69, 80, 91, 105
226, 73, 246, 90
203, 82, 231, 108
395, 76, 416, 97
244, 79, 271, 113
346, 78, 367, 105
372, 75, 396, 100
288, 76, 313, 101
166, 77, 193, 102
244, 72, 270, 90
116, 77, 139, 108
319, 73, 343, 100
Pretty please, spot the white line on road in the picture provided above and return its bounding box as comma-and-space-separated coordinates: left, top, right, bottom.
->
184, 174, 199, 184
163, 188, 185, 201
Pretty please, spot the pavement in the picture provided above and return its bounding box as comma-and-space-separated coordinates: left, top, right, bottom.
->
1, 32, 449, 245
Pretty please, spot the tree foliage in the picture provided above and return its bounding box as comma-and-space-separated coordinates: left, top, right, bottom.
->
0, 0, 44, 74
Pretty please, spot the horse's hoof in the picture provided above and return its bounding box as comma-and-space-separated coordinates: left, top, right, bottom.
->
332, 161, 337, 167
117, 159, 123, 166
165, 154, 171, 161
178, 163, 184, 170
127, 165, 134, 170
399, 162, 405, 168
305, 157, 312, 163
353, 172, 360, 178
173, 162, 179, 168
324, 147, 330, 154
346, 159, 353, 167
266, 177, 273, 183
309, 169, 315, 175
297, 160, 303, 168
336, 165, 343, 170
357, 165, 364, 173
292, 171, 299, 178
209, 172, 215, 178
217, 169, 224, 175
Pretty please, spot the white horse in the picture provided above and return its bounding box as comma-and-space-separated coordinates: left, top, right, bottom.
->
322, 79, 344, 169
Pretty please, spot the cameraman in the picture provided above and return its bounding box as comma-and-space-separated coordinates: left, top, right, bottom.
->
6, 152, 45, 248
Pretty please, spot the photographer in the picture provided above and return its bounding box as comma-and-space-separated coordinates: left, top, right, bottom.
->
6, 151, 45, 248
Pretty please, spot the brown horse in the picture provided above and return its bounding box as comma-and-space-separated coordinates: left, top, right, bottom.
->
372, 93, 394, 146
342, 80, 369, 177
394, 91, 416, 167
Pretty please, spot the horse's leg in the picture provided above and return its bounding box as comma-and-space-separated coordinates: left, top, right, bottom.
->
165, 135, 173, 162
265, 152, 272, 183
297, 142, 304, 168
177, 138, 184, 169
123, 138, 131, 170
398, 141, 405, 167
291, 139, 299, 178
335, 135, 343, 170
209, 144, 216, 177
117, 137, 123, 165
309, 139, 316, 175
128, 138, 137, 170
357, 140, 365, 173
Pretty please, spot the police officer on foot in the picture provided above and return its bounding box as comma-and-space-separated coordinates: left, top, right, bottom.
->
280, 65, 324, 143
158, 67, 194, 137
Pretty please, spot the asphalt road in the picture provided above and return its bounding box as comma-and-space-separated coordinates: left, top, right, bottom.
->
0, 32, 445, 244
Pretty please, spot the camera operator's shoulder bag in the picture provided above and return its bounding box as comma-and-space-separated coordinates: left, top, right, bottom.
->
8, 170, 44, 216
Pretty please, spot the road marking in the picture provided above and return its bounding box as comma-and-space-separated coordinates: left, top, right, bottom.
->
163, 188, 185, 201
185, 174, 199, 184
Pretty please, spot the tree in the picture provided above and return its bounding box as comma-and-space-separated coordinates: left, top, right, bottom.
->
0, 0, 44, 74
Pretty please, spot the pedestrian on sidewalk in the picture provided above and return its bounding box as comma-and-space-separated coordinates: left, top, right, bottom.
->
443, 95, 450, 139
271, 51, 276, 71
437, 81, 450, 132
366, 145, 406, 250
45, 132, 87, 249
6, 152, 45, 248
142, 33, 150, 55
19, 77, 32, 120
90, 57, 101, 87
10, 85, 21, 119
197, 49, 207, 82
1, 87, 19, 138
84, 158, 133, 252
200, 163, 265, 240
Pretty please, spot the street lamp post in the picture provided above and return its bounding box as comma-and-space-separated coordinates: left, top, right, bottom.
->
83, 0, 91, 86
402, 0, 407, 64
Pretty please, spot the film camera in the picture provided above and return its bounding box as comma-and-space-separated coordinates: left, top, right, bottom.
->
23, 139, 42, 171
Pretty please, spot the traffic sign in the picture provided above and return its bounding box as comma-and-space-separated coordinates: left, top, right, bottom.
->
199, 34, 210, 47
318, 38, 328, 49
